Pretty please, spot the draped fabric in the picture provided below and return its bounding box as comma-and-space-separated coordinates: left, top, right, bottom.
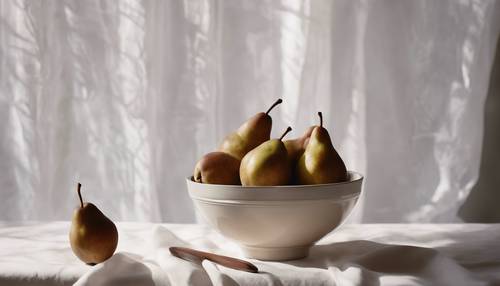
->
0, 0, 498, 222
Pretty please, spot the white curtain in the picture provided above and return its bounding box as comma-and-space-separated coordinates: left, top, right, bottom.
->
0, 0, 498, 222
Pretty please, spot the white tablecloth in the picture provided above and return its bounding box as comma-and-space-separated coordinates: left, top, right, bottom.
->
0, 222, 499, 285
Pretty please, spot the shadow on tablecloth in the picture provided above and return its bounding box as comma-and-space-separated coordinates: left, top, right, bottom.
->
74, 252, 155, 286
282, 240, 488, 286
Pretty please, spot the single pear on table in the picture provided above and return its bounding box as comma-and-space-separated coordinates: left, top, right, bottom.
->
240, 127, 293, 186
219, 99, 283, 160
70, 183, 118, 265
194, 152, 241, 185
296, 112, 347, 184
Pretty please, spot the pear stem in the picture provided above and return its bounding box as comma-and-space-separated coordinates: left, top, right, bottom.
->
318, 112, 323, 127
265, 99, 283, 115
77, 183, 83, 208
279, 126, 292, 141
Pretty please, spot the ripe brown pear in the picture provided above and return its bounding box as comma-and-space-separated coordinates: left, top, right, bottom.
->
194, 152, 241, 185
284, 126, 315, 163
296, 112, 347, 184
240, 127, 292, 186
69, 183, 118, 265
219, 99, 282, 160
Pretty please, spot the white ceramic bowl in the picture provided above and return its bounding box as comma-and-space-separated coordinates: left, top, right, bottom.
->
186, 171, 363, 261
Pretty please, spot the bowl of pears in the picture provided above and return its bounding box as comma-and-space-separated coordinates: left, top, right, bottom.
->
187, 99, 363, 261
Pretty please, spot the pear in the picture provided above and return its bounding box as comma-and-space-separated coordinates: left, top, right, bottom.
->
296, 112, 347, 184
69, 183, 118, 265
194, 152, 241, 185
219, 99, 282, 160
240, 127, 292, 186
284, 126, 315, 163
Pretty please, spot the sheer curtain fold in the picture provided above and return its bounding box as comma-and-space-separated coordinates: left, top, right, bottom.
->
0, 0, 498, 222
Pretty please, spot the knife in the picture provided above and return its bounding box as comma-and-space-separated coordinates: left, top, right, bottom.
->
169, 246, 259, 273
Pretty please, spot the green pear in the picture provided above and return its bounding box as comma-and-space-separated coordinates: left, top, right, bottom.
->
284, 126, 315, 163
296, 112, 347, 184
240, 127, 292, 186
69, 183, 118, 265
194, 152, 241, 185
219, 99, 282, 160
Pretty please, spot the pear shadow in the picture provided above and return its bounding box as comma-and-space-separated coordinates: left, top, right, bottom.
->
79, 252, 155, 286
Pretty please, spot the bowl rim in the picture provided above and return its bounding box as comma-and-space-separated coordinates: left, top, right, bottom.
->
186, 170, 363, 188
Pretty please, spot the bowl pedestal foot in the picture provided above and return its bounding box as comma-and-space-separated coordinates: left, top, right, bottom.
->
241, 245, 310, 261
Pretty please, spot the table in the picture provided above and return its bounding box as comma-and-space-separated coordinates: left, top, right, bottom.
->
0, 222, 499, 285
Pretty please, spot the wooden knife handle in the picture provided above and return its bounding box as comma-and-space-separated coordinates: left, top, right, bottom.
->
169, 247, 259, 273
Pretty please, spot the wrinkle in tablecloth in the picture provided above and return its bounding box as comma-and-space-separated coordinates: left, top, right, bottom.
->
74, 226, 487, 286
